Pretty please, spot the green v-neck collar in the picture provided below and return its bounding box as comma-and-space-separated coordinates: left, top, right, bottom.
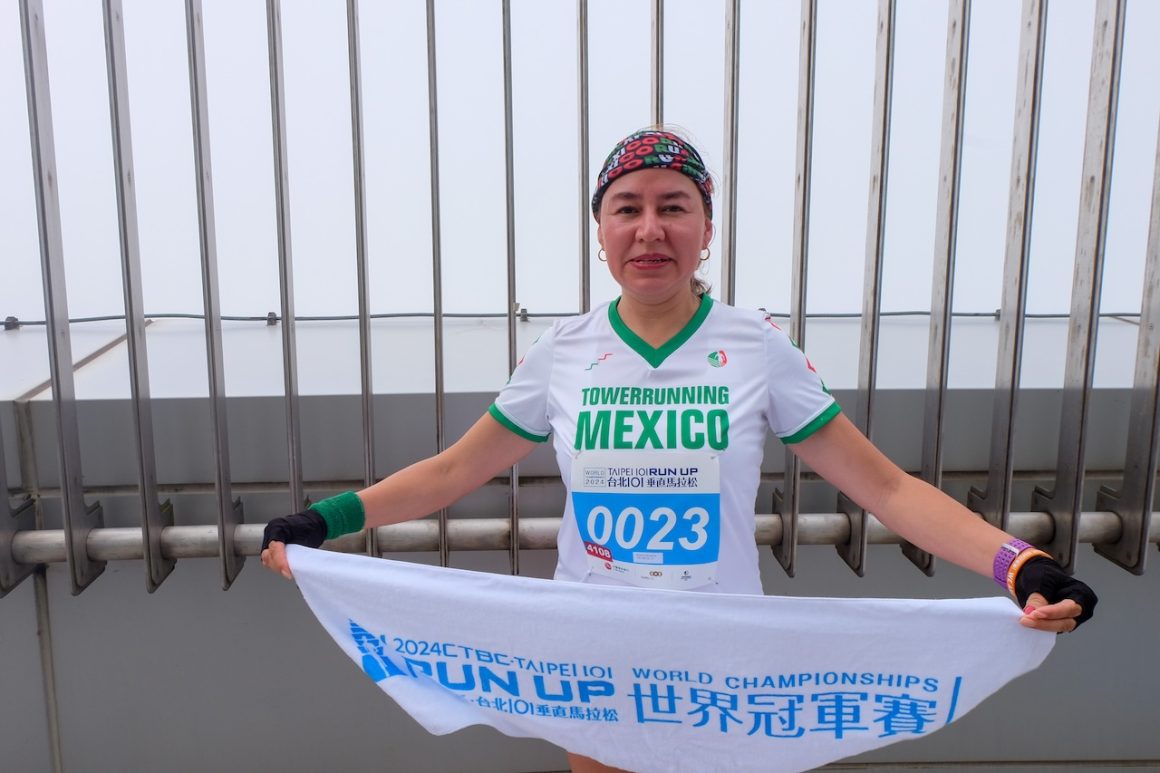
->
608, 294, 714, 368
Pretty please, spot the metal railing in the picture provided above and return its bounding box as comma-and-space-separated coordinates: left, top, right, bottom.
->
3, 0, 1158, 600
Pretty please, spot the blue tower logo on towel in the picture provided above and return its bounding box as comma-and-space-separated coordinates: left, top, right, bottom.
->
349, 619, 406, 682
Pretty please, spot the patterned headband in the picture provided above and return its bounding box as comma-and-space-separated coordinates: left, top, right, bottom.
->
591, 130, 713, 220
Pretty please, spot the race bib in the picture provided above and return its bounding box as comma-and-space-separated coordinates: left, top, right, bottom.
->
570, 451, 720, 589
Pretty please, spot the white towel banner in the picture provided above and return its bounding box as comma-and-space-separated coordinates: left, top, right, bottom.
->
287, 546, 1053, 773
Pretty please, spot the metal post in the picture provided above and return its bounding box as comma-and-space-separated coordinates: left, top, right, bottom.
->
34, 568, 64, 773
906, 0, 971, 576
102, 0, 175, 592
578, 0, 591, 314
650, 0, 663, 126
967, 0, 1047, 530
1096, 116, 1160, 574
837, 0, 895, 576
425, 0, 449, 567
20, 0, 105, 594
773, 0, 817, 578
186, 0, 244, 589
501, 0, 520, 575
15, 377, 63, 773
346, 0, 378, 559
1032, 0, 1126, 571
718, 0, 740, 304
266, 0, 305, 512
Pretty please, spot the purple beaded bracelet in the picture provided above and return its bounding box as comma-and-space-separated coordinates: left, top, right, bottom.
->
992, 539, 1033, 588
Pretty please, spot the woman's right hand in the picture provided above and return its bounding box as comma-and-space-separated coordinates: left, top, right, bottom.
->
260, 511, 327, 579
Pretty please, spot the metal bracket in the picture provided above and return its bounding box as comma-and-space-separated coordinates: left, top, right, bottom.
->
220, 498, 245, 590
66, 501, 106, 595
966, 485, 1004, 529
902, 541, 934, 577
1030, 484, 1079, 572
1094, 487, 1150, 574
1, 417, 37, 595
1, 497, 36, 597
836, 492, 867, 577
771, 480, 797, 577
146, 500, 176, 592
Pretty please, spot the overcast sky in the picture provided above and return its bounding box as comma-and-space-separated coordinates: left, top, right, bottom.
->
1, 0, 1158, 329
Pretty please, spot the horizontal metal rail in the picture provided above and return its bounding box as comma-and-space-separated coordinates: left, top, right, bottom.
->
1, 309, 1145, 328
10, 511, 1153, 565
9, 467, 1150, 500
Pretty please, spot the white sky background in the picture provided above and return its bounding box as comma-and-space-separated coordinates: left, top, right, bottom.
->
0, 0, 1158, 329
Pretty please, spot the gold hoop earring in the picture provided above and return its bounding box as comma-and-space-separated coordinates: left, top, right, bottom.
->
597, 249, 607, 262
700, 248, 711, 262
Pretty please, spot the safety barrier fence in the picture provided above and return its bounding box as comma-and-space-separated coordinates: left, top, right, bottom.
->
3, 0, 1158, 600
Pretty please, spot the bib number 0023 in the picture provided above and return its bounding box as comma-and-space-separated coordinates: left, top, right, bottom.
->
584, 504, 710, 553
571, 491, 720, 569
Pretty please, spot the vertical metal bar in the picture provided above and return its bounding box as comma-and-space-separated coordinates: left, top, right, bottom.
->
773, 0, 817, 578
346, 0, 377, 558
578, 0, 591, 314
425, 0, 448, 567
14, 404, 62, 772
967, 0, 1047, 531
837, 0, 895, 576
1096, 116, 1160, 574
20, 0, 105, 594
650, 0, 663, 126
186, 0, 244, 589
905, 0, 971, 576
501, 0, 519, 575
11, 406, 62, 766
0, 423, 36, 595
1031, 0, 1125, 571
102, 0, 175, 592
34, 568, 64, 773
718, 0, 740, 305
266, 0, 304, 512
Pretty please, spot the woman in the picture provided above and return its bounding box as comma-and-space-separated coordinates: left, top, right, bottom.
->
261, 128, 1096, 773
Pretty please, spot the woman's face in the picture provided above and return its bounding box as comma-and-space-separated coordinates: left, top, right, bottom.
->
596, 168, 713, 306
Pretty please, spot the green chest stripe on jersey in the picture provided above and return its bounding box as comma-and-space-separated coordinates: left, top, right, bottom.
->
575, 409, 729, 451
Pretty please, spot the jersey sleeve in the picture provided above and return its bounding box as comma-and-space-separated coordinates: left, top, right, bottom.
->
763, 319, 841, 444
488, 325, 556, 443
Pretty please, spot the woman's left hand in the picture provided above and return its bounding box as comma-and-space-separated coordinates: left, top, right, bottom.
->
1019, 593, 1084, 634
1014, 557, 1097, 633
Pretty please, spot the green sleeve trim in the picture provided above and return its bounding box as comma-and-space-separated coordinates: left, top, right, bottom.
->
780, 401, 841, 445
488, 404, 550, 443
310, 491, 366, 541
608, 293, 713, 368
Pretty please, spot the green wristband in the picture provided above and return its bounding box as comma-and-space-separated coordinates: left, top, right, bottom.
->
309, 491, 366, 541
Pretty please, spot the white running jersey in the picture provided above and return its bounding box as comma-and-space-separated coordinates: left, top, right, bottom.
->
489, 295, 839, 594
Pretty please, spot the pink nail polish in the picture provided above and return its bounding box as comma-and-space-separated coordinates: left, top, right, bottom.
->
1023, 606, 1035, 615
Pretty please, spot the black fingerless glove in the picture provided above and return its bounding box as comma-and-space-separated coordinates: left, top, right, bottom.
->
260, 491, 366, 553
261, 511, 327, 552
1014, 556, 1098, 629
